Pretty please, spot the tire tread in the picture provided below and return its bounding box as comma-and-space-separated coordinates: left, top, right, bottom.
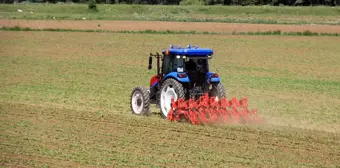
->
160, 78, 185, 118
130, 86, 150, 115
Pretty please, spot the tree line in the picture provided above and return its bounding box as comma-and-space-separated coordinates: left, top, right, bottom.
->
2, 0, 339, 6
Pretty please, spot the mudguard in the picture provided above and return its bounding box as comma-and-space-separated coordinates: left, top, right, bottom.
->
206, 72, 220, 83
150, 74, 159, 88
163, 72, 190, 83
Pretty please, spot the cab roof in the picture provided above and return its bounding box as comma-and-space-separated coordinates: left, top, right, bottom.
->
162, 45, 213, 57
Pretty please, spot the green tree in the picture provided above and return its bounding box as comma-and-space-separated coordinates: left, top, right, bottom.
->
179, 0, 204, 5
88, 0, 98, 11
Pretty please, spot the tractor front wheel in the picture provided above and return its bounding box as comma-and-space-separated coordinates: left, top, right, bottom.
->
130, 87, 150, 116
160, 79, 185, 119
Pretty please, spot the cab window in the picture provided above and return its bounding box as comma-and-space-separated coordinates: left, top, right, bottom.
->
162, 55, 186, 74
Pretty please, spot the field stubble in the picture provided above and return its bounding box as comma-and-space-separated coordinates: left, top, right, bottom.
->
1, 31, 340, 167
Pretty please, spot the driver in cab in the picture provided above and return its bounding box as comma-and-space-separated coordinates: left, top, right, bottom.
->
185, 59, 197, 72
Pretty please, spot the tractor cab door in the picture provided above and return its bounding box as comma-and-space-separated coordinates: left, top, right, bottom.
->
162, 55, 173, 75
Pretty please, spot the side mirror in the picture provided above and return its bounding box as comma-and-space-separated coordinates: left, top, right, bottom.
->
148, 56, 152, 70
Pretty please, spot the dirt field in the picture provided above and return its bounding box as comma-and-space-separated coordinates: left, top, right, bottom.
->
1, 30, 340, 167
1, 19, 340, 33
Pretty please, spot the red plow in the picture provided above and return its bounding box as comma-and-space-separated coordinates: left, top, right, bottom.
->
167, 93, 261, 125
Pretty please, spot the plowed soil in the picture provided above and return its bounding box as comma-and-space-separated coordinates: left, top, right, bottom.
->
1, 19, 340, 33
1, 102, 339, 167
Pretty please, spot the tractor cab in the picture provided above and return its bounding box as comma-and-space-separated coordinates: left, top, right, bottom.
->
147, 45, 221, 107
160, 45, 215, 89
161, 45, 212, 72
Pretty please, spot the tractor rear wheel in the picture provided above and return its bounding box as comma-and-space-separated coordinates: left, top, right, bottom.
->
209, 83, 226, 98
130, 87, 150, 116
160, 78, 185, 119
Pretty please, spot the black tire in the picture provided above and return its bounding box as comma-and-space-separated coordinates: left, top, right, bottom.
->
159, 78, 185, 119
130, 87, 150, 116
209, 83, 226, 98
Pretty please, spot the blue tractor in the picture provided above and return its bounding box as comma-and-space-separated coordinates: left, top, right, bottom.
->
130, 45, 226, 118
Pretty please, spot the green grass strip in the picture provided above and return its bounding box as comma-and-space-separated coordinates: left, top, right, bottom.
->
1, 26, 339, 37
1, 4, 340, 25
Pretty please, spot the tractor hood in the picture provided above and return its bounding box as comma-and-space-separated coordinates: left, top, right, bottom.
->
162, 45, 213, 57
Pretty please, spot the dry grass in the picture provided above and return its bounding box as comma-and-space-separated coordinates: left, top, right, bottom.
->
1, 31, 340, 167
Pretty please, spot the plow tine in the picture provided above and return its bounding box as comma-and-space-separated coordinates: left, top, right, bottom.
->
197, 108, 204, 123
167, 108, 174, 121
230, 109, 240, 123
240, 98, 249, 122
167, 98, 176, 121
218, 98, 231, 123
198, 108, 208, 124
229, 98, 240, 123
188, 110, 198, 124
207, 97, 218, 123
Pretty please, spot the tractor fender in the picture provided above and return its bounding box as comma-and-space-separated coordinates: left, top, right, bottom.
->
206, 72, 220, 83
163, 72, 190, 83
150, 74, 160, 88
